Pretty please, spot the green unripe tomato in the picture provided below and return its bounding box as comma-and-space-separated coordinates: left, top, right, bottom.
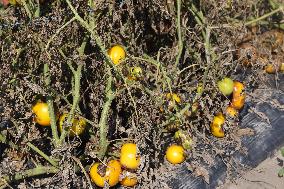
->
217, 77, 234, 96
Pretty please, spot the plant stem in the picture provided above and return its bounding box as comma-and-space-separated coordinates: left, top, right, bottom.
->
245, 6, 283, 26
45, 17, 76, 50
27, 142, 58, 167
98, 68, 115, 159
202, 27, 212, 91
174, 0, 183, 71
132, 55, 173, 94
0, 133, 18, 150
59, 63, 82, 143
43, 64, 60, 146
20, 0, 32, 19
160, 28, 212, 128
1, 166, 59, 184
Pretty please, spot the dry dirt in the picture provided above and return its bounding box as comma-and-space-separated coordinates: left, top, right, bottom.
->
220, 151, 284, 189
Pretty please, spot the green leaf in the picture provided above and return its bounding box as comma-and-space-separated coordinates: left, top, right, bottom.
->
278, 168, 284, 177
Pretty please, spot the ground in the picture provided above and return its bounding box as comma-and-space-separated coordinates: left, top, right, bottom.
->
221, 151, 284, 189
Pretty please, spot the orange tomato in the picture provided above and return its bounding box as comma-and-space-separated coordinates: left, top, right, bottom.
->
265, 64, 277, 74
231, 95, 245, 110
166, 145, 185, 164
89, 160, 121, 187
233, 81, 245, 99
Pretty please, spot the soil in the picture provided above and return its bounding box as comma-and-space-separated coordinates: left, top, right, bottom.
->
220, 151, 284, 189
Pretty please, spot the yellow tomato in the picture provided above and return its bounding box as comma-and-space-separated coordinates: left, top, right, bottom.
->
120, 171, 138, 187
120, 143, 140, 169
265, 64, 277, 74
166, 145, 185, 164
108, 45, 126, 65
89, 160, 121, 187
212, 113, 225, 126
32, 102, 51, 126
58, 113, 86, 137
210, 123, 225, 138
211, 113, 225, 138
226, 106, 238, 118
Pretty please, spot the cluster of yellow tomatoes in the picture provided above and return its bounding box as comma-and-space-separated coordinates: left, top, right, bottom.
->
108, 45, 186, 167
31, 45, 249, 187
212, 77, 246, 138
32, 101, 87, 136
89, 143, 140, 187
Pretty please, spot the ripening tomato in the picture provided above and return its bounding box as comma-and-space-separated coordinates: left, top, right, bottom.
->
166, 145, 185, 164
120, 171, 138, 187
108, 45, 126, 65
217, 77, 234, 96
32, 102, 51, 126
128, 66, 143, 81
120, 143, 140, 169
58, 113, 86, 137
0, 0, 9, 6
89, 160, 122, 187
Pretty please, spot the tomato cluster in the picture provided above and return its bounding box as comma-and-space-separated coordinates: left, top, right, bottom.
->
212, 79, 246, 138
32, 102, 87, 137
89, 143, 139, 187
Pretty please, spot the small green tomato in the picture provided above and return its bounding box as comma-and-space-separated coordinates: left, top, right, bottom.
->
217, 77, 234, 96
